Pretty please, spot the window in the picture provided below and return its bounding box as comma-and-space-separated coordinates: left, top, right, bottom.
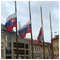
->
37, 48, 38, 51
1, 35, 3, 39
6, 49, 11, 54
35, 47, 36, 51
14, 49, 16, 54
20, 56, 24, 59
26, 50, 29, 55
19, 50, 24, 55
14, 43, 24, 48
14, 56, 24, 59
1, 35, 5, 39
7, 42, 11, 47
14, 43, 16, 47
14, 50, 25, 55
1, 42, 3, 48
18, 43, 24, 48
14, 50, 24, 54
7, 35, 11, 41
6, 56, 11, 59
26, 56, 29, 59
39, 48, 40, 51
14, 56, 16, 59
25, 44, 28, 48
1, 49, 3, 57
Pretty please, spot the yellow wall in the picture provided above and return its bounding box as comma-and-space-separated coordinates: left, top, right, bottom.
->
53, 37, 59, 59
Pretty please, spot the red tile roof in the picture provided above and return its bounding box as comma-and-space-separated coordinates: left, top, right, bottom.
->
24, 38, 48, 47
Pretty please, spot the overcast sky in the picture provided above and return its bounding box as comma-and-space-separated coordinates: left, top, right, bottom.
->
1, 1, 59, 43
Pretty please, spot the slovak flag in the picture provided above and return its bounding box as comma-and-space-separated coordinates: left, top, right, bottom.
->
37, 27, 43, 43
50, 32, 53, 47
5, 13, 17, 32
18, 21, 32, 39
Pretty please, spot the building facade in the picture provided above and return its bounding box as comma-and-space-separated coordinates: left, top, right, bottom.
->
53, 35, 59, 59
1, 24, 51, 59
1, 31, 30, 59
25, 39, 51, 59
1, 24, 30, 59
33, 42, 51, 59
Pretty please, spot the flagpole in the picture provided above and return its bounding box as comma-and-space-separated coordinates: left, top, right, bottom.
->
15, 1, 18, 59
49, 11, 54, 59
29, 1, 33, 59
40, 5, 45, 59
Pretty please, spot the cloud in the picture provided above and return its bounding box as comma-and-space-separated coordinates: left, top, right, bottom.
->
1, 1, 59, 42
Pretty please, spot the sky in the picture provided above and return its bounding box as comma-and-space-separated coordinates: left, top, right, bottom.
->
1, 1, 59, 43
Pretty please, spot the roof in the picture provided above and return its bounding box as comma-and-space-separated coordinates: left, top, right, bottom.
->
1, 24, 6, 31
24, 38, 49, 47
55, 35, 59, 38
53, 35, 59, 40
44, 42, 50, 45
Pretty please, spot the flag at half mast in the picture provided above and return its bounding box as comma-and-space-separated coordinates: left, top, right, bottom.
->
37, 27, 43, 43
5, 13, 17, 32
18, 20, 32, 39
